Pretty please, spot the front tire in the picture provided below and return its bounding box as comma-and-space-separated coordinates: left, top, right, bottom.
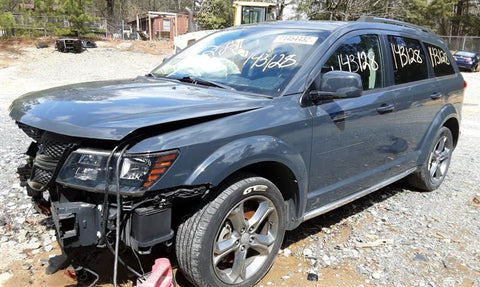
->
176, 175, 286, 287
408, 126, 453, 191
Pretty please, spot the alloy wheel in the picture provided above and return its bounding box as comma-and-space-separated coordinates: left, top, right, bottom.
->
428, 134, 452, 184
212, 195, 279, 284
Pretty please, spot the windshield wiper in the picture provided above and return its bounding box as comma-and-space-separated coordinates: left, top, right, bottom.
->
176, 76, 236, 91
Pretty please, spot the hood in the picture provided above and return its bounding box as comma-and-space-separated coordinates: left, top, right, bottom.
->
9, 77, 267, 140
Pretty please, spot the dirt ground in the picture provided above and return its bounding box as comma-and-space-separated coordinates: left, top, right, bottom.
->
0, 38, 479, 287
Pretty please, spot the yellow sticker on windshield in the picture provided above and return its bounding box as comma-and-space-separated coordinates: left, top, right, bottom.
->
273, 35, 318, 45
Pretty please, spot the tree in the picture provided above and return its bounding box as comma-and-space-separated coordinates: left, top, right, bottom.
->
61, 0, 97, 35
296, 0, 402, 21
0, 11, 14, 32
296, 0, 480, 36
196, 0, 233, 29
0, 0, 21, 12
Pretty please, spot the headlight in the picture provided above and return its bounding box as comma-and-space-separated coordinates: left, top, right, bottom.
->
57, 148, 179, 192
120, 152, 178, 188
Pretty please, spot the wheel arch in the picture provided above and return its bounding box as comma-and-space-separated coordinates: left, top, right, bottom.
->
417, 104, 461, 165
443, 116, 459, 148
222, 161, 301, 230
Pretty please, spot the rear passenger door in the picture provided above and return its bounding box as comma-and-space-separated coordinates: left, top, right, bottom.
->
384, 36, 449, 166
306, 33, 399, 210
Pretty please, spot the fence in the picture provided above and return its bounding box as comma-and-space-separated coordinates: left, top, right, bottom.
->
440, 35, 480, 52
106, 22, 138, 40
0, 13, 107, 37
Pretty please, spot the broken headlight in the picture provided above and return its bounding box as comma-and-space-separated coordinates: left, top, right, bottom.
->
57, 148, 178, 192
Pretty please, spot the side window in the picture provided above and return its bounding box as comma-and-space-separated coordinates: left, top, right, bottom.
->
323, 34, 383, 90
425, 43, 455, 77
388, 36, 428, 84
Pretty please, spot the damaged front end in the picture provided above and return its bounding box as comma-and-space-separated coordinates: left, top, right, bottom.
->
15, 122, 209, 255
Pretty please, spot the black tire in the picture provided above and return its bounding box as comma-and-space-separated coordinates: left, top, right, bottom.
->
408, 126, 453, 191
57, 41, 65, 52
175, 175, 286, 287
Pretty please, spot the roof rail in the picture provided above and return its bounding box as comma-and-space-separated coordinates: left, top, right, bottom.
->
357, 16, 434, 34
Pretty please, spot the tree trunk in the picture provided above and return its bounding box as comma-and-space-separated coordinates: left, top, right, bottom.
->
107, 0, 114, 20
452, 0, 463, 36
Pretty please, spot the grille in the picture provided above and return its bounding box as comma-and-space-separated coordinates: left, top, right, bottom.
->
38, 140, 71, 159
30, 140, 71, 190
16, 123, 76, 191
17, 122, 44, 141
32, 167, 54, 185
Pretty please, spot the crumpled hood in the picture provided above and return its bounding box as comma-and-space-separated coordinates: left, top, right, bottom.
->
9, 77, 267, 140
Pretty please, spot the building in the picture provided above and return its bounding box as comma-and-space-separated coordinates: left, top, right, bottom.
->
130, 11, 189, 42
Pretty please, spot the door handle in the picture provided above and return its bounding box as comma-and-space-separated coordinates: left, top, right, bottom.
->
377, 104, 394, 114
332, 113, 348, 122
430, 92, 442, 100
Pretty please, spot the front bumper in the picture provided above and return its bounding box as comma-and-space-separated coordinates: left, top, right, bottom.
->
13, 123, 206, 254
456, 62, 475, 70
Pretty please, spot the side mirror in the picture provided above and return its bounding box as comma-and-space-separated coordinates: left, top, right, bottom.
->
310, 71, 363, 103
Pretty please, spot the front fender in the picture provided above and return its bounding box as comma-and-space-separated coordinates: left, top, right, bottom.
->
186, 135, 307, 186
185, 135, 309, 219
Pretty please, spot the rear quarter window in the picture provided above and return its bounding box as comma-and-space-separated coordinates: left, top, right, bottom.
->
425, 43, 455, 77
388, 35, 429, 85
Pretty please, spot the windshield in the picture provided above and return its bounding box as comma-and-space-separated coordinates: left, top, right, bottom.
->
152, 28, 329, 96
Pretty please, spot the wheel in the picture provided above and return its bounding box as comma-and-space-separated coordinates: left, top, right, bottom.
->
408, 126, 453, 191
176, 175, 286, 287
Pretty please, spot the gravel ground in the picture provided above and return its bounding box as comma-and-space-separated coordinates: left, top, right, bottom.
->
0, 43, 479, 287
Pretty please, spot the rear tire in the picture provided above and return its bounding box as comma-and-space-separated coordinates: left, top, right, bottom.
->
408, 126, 453, 191
176, 175, 285, 287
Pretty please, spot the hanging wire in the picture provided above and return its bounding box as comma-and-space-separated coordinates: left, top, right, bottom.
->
113, 145, 129, 287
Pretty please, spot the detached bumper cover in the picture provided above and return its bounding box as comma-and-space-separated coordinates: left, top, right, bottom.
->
51, 202, 102, 249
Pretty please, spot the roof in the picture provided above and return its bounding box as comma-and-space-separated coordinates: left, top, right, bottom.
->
225, 18, 443, 45
129, 11, 188, 24
228, 20, 348, 32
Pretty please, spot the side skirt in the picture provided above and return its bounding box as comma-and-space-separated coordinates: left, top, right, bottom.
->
302, 167, 416, 222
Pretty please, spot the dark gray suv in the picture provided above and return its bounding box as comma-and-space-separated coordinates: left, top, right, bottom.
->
9, 17, 464, 286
